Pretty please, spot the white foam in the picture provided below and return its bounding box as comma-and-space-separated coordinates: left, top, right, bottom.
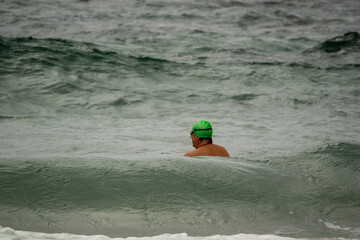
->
0, 226, 354, 240
319, 220, 360, 235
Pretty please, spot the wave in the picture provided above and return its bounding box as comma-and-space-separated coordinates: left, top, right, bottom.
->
0, 36, 191, 76
1, 143, 359, 238
0, 34, 359, 120
318, 32, 360, 53
0, 36, 193, 115
0, 36, 185, 74
237, 7, 313, 28
0, 226, 354, 240
304, 32, 360, 53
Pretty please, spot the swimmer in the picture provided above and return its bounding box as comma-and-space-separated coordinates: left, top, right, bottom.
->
185, 120, 230, 157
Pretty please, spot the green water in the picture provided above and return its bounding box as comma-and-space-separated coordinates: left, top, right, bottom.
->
1, 0, 360, 238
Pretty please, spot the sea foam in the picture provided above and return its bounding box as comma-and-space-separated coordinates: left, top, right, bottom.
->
0, 225, 349, 240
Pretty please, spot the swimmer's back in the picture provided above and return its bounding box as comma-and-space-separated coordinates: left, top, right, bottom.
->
185, 144, 230, 157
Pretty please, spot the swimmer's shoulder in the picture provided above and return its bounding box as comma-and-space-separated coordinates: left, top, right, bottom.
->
211, 144, 230, 157
184, 149, 201, 157
185, 144, 230, 157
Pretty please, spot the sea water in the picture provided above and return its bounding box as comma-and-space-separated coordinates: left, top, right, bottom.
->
1, 0, 360, 239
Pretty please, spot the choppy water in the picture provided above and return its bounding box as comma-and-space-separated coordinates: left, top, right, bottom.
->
1, 0, 360, 239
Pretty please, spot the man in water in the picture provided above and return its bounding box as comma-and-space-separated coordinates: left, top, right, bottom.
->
185, 120, 230, 157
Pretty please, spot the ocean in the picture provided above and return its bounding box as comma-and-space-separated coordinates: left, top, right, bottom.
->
0, 0, 360, 239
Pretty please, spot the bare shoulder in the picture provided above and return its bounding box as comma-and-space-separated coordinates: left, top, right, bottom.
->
185, 148, 205, 156
185, 144, 230, 157
211, 144, 230, 157
184, 150, 198, 157
211, 144, 227, 150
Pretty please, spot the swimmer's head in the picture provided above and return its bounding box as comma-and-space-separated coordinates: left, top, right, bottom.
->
191, 120, 213, 138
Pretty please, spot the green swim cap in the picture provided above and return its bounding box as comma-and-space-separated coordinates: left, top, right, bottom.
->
191, 120, 213, 138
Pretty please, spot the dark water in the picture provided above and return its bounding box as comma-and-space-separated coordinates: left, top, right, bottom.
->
0, 0, 360, 239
